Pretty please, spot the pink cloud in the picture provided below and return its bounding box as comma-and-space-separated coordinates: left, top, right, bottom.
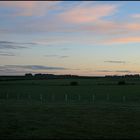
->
0, 1, 59, 16
1, 1, 140, 46
105, 37, 140, 44
0, 1, 35, 8
125, 23, 140, 31
131, 14, 140, 19
0, 1, 37, 16
78, 20, 119, 33
75, 21, 140, 36
59, 4, 118, 24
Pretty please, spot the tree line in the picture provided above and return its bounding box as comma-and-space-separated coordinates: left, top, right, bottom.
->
0, 73, 140, 81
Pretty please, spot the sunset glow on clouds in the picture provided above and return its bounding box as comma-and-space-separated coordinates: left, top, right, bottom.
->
0, 1, 140, 76
59, 4, 117, 23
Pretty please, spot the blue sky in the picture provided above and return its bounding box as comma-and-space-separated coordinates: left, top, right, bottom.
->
0, 1, 140, 76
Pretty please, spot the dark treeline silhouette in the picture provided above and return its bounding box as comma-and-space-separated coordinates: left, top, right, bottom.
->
0, 73, 140, 81
105, 74, 140, 78
33, 73, 79, 79
0, 73, 80, 81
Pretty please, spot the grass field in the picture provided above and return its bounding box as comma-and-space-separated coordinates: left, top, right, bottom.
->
1, 78, 140, 139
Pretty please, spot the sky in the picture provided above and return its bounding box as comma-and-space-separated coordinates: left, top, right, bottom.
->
0, 1, 140, 76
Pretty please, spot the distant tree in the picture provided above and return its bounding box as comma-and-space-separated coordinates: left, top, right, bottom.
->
25, 73, 33, 78
70, 81, 78, 86
124, 74, 140, 78
118, 80, 126, 85
34, 73, 42, 79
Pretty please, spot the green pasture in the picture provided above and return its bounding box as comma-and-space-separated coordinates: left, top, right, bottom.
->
0, 78, 140, 103
1, 78, 140, 139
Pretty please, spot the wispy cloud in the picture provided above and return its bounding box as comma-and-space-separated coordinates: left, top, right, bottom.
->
60, 56, 69, 58
1, 2, 139, 47
59, 4, 118, 24
0, 64, 70, 75
96, 70, 112, 72
0, 41, 37, 45
45, 55, 58, 57
0, 52, 15, 56
5, 65, 68, 70
0, 44, 26, 50
96, 70, 133, 73
45, 54, 69, 59
105, 37, 140, 44
0, 1, 60, 17
131, 14, 140, 19
0, 40, 37, 50
115, 70, 132, 73
104, 60, 126, 64
34, 36, 99, 46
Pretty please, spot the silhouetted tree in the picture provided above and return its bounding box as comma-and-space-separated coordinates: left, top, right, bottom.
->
118, 80, 126, 85
70, 81, 78, 86
25, 73, 33, 77
25, 73, 33, 78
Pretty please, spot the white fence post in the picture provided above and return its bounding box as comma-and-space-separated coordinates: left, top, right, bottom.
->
78, 94, 81, 102
17, 94, 20, 100
107, 94, 110, 101
40, 94, 43, 104
92, 94, 95, 103
123, 96, 126, 102
52, 94, 54, 102
28, 94, 31, 100
6, 93, 8, 100
65, 94, 68, 103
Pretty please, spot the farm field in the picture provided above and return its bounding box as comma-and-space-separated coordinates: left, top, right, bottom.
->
1, 78, 140, 139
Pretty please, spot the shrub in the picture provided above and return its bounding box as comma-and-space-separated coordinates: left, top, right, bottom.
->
25, 73, 33, 77
25, 73, 33, 79
70, 81, 78, 86
118, 80, 126, 85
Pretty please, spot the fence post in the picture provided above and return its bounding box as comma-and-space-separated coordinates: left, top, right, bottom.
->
28, 94, 31, 100
65, 94, 68, 103
28, 94, 31, 103
107, 94, 110, 101
17, 94, 20, 101
6, 93, 9, 100
78, 94, 81, 102
123, 96, 126, 102
40, 94, 43, 104
51, 94, 55, 103
92, 94, 95, 103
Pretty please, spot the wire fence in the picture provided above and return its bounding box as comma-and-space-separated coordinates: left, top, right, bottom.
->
0, 92, 139, 105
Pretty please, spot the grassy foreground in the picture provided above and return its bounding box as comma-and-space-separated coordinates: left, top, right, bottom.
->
0, 78, 140, 139
0, 101, 140, 139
